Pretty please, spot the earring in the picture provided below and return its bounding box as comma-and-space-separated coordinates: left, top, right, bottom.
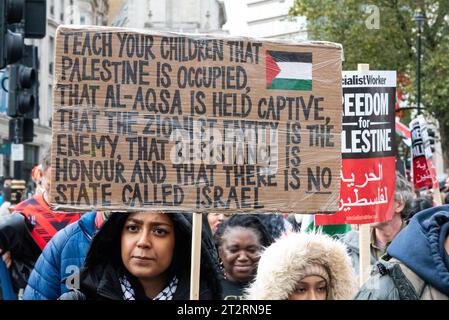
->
218, 258, 227, 279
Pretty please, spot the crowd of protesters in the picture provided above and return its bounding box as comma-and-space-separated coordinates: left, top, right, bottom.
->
0, 148, 449, 300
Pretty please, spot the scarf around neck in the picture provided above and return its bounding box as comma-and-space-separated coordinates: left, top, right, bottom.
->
119, 275, 179, 300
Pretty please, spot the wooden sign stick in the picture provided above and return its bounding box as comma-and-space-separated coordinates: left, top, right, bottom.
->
358, 63, 372, 287
190, 212, 202, 300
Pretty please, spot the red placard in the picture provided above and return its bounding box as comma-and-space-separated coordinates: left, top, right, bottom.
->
412, 156, 433, 189
315, 156, 396, 225
316, 71, 397, 226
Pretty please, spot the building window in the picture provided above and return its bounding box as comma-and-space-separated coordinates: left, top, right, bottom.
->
48, 85, 53, 106
49, 36, 55, 75
60, 0, 64, 22
50, 0, 55, 16
24, 145, 39, 165
80, 16, 85, 24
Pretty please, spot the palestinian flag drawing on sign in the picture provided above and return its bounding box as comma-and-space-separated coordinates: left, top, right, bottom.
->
266, 51, 312, 91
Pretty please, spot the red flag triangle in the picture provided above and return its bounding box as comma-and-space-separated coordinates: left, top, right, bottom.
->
266, 51, 281, 88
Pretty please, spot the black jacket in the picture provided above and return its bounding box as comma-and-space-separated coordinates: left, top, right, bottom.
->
60, 212, 222, 300
0, 213, 41, 297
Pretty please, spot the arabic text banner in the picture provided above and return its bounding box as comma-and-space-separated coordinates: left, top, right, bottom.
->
410, 116, 435, 190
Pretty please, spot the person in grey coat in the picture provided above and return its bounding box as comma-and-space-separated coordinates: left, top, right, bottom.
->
354, 205, 449, 300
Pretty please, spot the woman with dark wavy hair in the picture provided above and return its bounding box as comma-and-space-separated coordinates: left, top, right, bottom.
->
60, 212, 221, 300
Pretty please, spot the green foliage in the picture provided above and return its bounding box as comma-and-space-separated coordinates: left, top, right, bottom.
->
289, 0, 449, 122
290, 0, 449, 164
291, 1, 409, 68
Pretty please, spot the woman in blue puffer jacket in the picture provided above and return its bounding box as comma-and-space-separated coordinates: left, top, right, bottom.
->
23, 212, 108, 300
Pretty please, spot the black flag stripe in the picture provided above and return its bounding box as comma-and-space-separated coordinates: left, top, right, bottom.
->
268, 51, 312, 63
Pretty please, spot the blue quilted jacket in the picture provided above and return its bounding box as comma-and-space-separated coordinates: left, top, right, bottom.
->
23, 211, 97, 300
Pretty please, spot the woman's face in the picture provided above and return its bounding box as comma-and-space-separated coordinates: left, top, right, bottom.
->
288, 275, 328, 300
207, 213, 231, 234
121, 212, 175, 282
219, 226, 262, 283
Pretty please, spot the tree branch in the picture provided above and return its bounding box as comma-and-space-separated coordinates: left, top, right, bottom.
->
392, 0, 414, 60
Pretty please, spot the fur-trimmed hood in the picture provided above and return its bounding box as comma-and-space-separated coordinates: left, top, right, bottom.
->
245, 232, 357, 300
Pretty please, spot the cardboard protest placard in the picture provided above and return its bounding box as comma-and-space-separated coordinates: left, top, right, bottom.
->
410, 116, 439, 194
316, 71, 396, 225
410, 118, 432, 189
50, 26, 342, 213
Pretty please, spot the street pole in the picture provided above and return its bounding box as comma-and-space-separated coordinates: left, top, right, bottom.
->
417, 25, 422, 115
413, 9, 425, 115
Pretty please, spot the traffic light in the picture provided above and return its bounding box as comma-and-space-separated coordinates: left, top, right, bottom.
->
1, 0, 45, 69
23, 0, 46, 39
3, 0, 45, 181
7, 48, 36, 117
7, 45, 39, 118
7, 45, 38, 142
0, 0, 25, 69
23, 45, 38, 118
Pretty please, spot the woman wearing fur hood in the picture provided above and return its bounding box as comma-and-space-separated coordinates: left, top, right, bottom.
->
245, 232, 357, 300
